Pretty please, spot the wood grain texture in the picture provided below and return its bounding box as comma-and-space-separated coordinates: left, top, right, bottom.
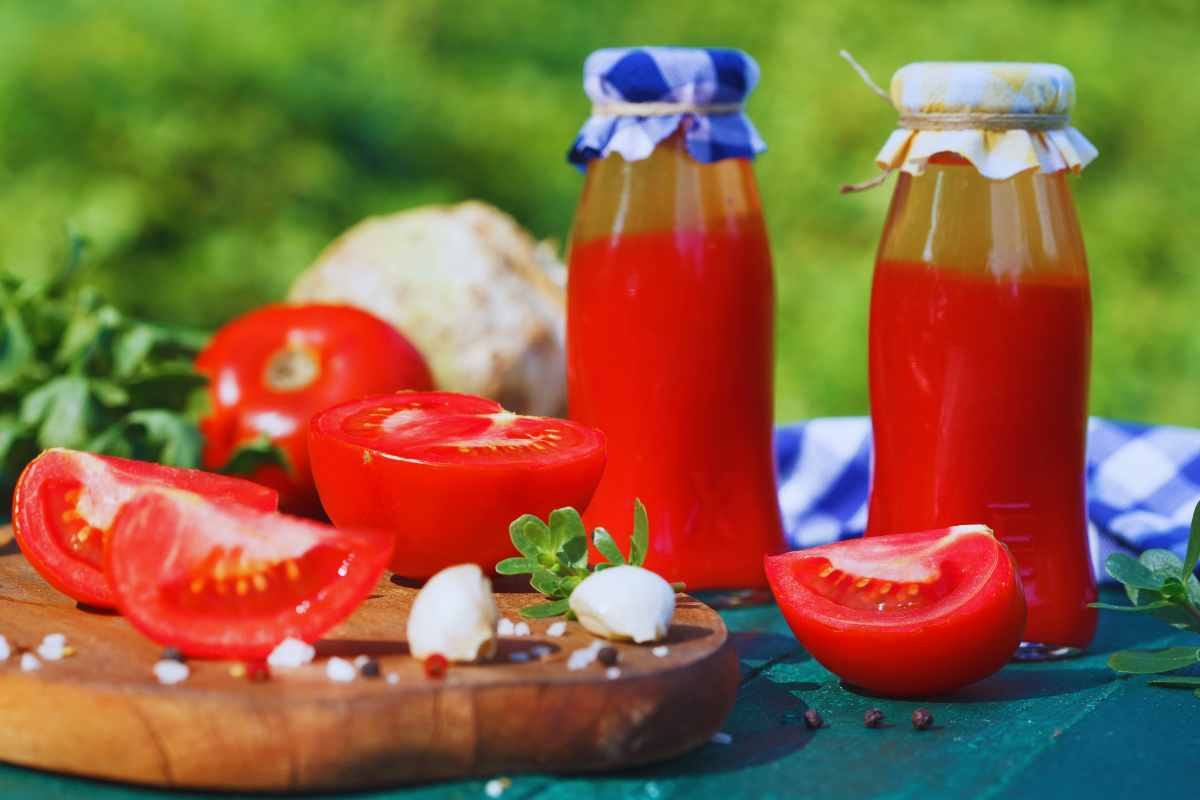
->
0, 542, 738, 792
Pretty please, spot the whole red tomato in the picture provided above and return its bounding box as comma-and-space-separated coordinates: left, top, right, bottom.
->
197, 304, 434, 516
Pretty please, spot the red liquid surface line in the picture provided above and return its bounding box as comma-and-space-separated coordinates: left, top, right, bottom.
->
567, 224, 784, 589
866, 259, 1097, 648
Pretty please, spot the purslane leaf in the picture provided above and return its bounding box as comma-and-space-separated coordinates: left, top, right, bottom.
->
593, 527, 625, 566
1185, 500, 1200, 581
508, 514, 546, 559
1105, 552, 1166, 591
530, 569, 561, 597
559, 534, 588, 570
1107, 647, 1200, 674
1089, 601, 1174, 612
548, 507, 586, 555
495, 557, 537, 575
1148, 676, 1200, 689
1140, 549, 1185, 582
520, 599, 571, 619
631, 497, 649, 566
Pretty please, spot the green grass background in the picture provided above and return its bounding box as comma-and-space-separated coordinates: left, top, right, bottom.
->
1, 0, 1198, 425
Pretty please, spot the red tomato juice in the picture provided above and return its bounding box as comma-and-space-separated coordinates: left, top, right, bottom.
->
867, 259, 1097, 648
567, 222, 784, 589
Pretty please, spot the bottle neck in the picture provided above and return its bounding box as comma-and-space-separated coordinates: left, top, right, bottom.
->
570, 132, 764, 245
877, 157, 1087, 280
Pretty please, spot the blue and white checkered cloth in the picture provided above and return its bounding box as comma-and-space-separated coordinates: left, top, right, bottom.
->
568, 47, 767, 170
775, 417, 1200, 582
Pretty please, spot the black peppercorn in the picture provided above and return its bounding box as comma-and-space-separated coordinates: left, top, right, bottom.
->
360, 658, 381, 678
911, 708, 934, 730
161, 646, 185, 663
863, 708, 885, 728
597, 646, 620, 666
803, 709, 823, 730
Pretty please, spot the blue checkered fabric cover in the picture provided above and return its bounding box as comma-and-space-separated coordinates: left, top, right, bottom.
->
568, 47, 767, 170
775, 417, 1200, 582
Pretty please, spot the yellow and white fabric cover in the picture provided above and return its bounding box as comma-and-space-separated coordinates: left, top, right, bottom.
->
875, 62, 1098, 180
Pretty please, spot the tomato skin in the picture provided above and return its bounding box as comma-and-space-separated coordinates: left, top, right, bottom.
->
309, 391, 606, 578
105, 488, 393, 659
11, 449, 278, 608
765, 526, 1026, 698
197, 304, 434, 517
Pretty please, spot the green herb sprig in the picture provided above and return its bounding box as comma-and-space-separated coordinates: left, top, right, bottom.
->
0, 234, 214, 503
1092, 500, 1200, 695
495, 499, 684, 619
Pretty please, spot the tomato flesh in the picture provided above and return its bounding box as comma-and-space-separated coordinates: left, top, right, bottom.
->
765, 525, 1026, 698
105, 488, 393, 659
12, 449, 278, 608
197, 304, 434, 516
309, 391, 607, 578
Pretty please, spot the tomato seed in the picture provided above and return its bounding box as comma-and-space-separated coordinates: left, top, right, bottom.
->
864, 708, 885, 728
803, 709, 823, 729
597, 647, 619, 667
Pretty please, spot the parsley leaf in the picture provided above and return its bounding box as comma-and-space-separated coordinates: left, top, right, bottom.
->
0, 233, 210, 506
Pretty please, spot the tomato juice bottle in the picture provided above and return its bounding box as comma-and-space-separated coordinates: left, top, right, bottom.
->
566, 48, 784, 590
860, 62, 1100, 657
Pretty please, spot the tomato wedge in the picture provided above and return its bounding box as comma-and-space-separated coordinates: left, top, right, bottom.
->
309, 391, 606, 578
12, 449, 278, 608
105, 488, 393, 659
765, 525, 1026, 698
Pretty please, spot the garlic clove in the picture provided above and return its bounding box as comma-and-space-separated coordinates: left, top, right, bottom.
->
568, 565, 675, 643
407, 564, 499, 662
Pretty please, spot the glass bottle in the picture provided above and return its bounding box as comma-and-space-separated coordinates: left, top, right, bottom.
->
566, 47, 784, 590
865, 60, 1099, 656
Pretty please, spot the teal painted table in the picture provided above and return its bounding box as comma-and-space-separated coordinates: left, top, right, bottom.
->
0, 588, 1194, 800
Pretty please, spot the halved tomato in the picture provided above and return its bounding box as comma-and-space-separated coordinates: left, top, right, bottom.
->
12, 449, 278, 608
309, 391, 606, 578
765, 525, 1026, 698
105, 488, 393, 659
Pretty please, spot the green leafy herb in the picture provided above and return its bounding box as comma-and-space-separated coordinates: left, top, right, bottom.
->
495, 498, 684, 618
218, 435, 292, 476
0, 234, 211, 505
1093, 500, 1200, 684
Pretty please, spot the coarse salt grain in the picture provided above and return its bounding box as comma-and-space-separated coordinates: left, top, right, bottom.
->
652, 645, 669, 658
386, 672, 400, 685
566, 640, 604, 671
20, 652, 40, 672
510, 651, 530, 663
267, 637, 315, 668
325, 656, 357, 683
37, 633, 67, 661
353, 654, 370, 668
546, 621, 567, 637
512, 622, 531, 637
605, 666, 621, 680
153, 659, 189, 685
532, 645, 552, 658
484, 777, 511, 797
710, 732, 733, 745
497, 618, 515, 636
0, 635, 10, 662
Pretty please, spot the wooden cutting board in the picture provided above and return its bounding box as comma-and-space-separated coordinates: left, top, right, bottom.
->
0, 534, 738, 792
